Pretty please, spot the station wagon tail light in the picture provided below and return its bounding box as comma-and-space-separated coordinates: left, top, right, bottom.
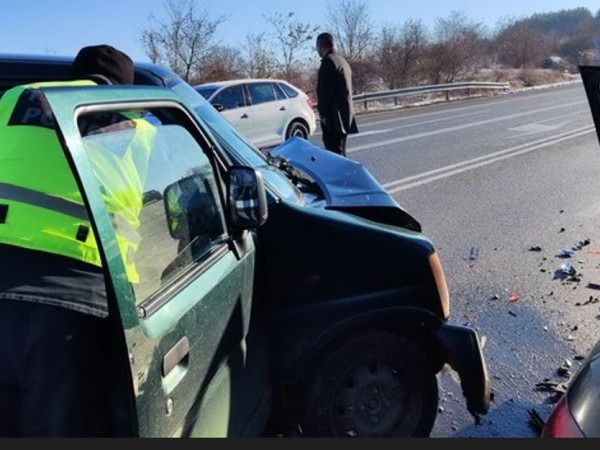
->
429, 252, 450, 319
542, 396, 584, 438
307, 97, 314, 110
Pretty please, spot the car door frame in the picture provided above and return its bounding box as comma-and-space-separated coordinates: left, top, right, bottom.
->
40, 84, 266, 437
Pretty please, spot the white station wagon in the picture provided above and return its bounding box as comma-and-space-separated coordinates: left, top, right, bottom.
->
195, 78, 317, 149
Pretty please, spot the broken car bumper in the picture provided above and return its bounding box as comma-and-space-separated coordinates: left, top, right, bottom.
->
436, 323, 491, 419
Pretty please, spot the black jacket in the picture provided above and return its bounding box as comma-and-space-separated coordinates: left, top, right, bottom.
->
317, 50, 358, 135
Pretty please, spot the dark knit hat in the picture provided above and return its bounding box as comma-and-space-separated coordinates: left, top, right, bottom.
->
71, 44, 134, 85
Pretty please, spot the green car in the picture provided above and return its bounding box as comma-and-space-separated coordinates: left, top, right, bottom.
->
0, 55, 491, 437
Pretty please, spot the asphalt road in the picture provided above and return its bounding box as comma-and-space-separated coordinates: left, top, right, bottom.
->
307, 82, 600, 438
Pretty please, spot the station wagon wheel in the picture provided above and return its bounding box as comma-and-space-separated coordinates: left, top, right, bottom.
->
286, 120, 309, 140
301, 331, 439, 437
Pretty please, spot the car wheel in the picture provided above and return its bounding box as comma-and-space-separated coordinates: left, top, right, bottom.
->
286, 121, 309, 140
301, 331, 439, 437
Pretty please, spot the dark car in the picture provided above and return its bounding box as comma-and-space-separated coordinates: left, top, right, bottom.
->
0, 53, 491, 437
542, 65, 600, 438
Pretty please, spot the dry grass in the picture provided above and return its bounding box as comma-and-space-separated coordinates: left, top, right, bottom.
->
478, 67, 577, 90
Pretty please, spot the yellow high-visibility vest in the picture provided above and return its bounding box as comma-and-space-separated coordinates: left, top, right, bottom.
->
0, 80, 155, 283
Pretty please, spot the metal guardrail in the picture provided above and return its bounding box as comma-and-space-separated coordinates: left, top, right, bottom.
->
348, 81, 511, 111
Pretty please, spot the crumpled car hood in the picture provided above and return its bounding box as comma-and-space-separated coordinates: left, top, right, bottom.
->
270, 137, 400, 208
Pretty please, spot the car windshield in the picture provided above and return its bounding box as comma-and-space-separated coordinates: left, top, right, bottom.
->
195, 85, 219, 100
168, 77, 303, 204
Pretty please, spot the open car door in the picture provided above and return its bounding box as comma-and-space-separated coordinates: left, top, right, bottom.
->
581, 65, 600, 148
39, 84, 270, 437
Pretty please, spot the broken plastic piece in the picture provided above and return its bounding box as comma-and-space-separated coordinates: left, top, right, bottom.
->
558, 248, 574, 258
561, 263, 576, 276
574, 239, 591, 250
469, 247, 479, 260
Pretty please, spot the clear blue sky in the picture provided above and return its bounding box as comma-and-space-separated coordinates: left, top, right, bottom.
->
1, 0, 598, 62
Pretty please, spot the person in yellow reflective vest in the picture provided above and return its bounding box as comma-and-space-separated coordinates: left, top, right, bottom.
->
0, 45, 152, 437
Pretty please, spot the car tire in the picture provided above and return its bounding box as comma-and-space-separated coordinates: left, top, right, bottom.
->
301, 330, 439, 437
286, 121, 309, 140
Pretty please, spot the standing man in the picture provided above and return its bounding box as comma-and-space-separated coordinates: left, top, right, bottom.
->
316, 32, 358, 157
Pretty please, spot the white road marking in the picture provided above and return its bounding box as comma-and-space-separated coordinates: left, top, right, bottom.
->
347, 100, 587, 154
313, 109, 490, 138
382, 125, 595, 193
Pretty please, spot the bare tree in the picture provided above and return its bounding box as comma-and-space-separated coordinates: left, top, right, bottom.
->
326, 0, 375, 61
263, 11, 319, 81
494, 18, 550, 68
141, 0, 227, 82
425, 11, 486, 85
377, 20, 428, 89
324, 0, 378, 93
242, 33, 276, 78
195, 46, 245, 84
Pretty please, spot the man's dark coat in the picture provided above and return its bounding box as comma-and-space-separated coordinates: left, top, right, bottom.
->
317, 50, 359, 135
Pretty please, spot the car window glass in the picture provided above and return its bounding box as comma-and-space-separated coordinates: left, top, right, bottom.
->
273, 83, 287, 101
212, 85, 245, 110
167, 79, 305, 204
78, 107, 227, 304
278, 82, 299, 98
195, 86, 219, 100
247, 83, 276, 105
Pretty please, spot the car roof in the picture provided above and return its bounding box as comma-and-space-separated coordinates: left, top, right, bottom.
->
0, 53, 180, 91
195, 78, 294, 89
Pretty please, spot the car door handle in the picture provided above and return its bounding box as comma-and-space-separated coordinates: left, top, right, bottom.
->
279, 106, 286, 111
162, 337, 190, 377
241, 113, 249, 119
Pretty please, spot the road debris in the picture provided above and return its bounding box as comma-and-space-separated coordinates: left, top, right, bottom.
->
574, 239, 591, 250
557, 248, 574, 259
469, 247, 479, 261
466, 247, 480, 270
535, 380, 569, 405
556, 263, 581, 282
529, 246, 543, 252
557, 366, 571, 378
528, 409, 545, 435
576, 296, 600, 306
587, 283, 600, 291
508, 293, 520, 303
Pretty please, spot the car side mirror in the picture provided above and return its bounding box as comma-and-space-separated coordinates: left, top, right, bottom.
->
163, 174, 222, 241
213, 103, 225, 112
227, 166, 268, 233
